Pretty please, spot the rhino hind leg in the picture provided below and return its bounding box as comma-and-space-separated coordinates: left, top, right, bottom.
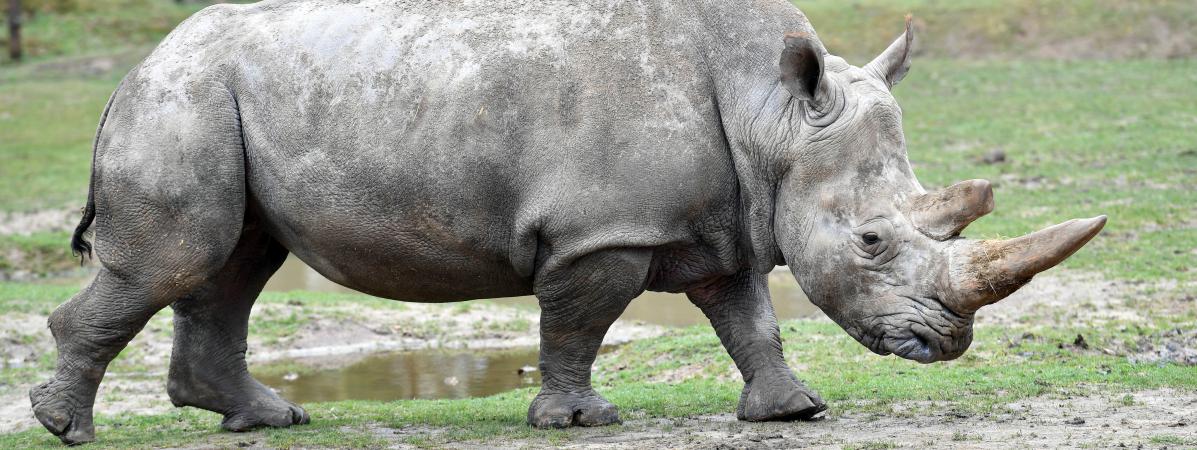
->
32, 71, 253, 444
166, 215, 310, 432
527, 249, 652, 428
30, 268, 209, 445
687, 271, 827, 422
31, 173, 246, 445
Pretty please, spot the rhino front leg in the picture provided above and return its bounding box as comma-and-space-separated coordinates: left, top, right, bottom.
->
687, 271, 827, 421
528, 249, 651, 428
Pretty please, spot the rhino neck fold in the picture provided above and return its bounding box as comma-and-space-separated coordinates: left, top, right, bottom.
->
689, 0, 823, 272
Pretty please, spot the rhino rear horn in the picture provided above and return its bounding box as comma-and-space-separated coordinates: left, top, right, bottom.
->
908, 179, 995, 240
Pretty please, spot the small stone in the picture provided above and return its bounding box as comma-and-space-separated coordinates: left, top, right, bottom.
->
1065, 417, 1085, 425
982, 149, 1007, 164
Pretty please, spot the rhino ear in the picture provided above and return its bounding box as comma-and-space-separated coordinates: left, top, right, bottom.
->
779, 32, 826, 102
865, 15, 915, 89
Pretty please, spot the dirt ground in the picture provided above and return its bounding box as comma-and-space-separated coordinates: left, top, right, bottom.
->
446, 388, 1196, 449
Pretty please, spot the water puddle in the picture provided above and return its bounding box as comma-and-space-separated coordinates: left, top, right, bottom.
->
254, 347, 545, 403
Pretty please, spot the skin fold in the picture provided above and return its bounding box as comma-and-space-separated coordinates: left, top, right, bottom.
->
33, 0, 1104, 444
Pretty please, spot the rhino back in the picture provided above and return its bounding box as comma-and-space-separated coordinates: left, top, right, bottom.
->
140, 0, 744, 300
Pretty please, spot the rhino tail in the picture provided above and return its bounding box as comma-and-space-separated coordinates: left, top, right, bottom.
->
71, 82, 123, 263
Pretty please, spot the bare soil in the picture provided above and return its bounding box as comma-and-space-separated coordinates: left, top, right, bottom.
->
456, 388, 1197, 449
0, 208, 79, 237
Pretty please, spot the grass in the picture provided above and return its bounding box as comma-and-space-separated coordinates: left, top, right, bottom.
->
899, 59, 1197, 280
1150, 435, 1197, 446
4, 0, 1193, 65
800, 0, 1197, 60
1, 0, 219, 64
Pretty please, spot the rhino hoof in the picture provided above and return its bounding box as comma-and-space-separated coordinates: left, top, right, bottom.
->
527, 390, 620, 428
738, 379, 827, 422
221, 402, 310, 432
30, 379, 96, 445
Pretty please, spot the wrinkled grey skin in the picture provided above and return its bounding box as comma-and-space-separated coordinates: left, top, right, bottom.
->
32, 0, 1106, 445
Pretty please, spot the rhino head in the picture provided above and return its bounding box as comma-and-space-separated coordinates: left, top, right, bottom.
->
771, 20, 1106, 363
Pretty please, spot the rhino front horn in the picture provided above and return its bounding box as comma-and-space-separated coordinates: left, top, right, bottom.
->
946, 215, 1107, 312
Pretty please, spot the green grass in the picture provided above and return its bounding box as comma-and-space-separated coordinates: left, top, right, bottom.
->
800, 0, 1197, 60
898, 59, 1197, 280
4, 0, 1194, 64
0, 76, 114, 212
0, 232, 78, 275
1150, 435, 1197, 446
1, 0, 217, 63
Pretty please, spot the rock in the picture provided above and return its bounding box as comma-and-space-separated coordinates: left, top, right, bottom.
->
982, 149, 1007, 164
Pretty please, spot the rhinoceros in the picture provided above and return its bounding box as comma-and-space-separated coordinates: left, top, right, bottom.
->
32, 0, 1105, 444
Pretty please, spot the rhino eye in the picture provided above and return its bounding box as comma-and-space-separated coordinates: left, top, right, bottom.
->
862, 232, 881, 245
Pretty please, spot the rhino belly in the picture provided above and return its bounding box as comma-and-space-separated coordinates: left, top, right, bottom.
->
250, 176, 535, 303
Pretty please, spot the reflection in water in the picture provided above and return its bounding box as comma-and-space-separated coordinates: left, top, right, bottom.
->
263, 256, 820, 327
255, 347, 544, 403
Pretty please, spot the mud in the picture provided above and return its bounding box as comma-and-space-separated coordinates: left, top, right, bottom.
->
457, 388, 1197, 449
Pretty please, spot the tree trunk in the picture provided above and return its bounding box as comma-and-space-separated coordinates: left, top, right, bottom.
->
6, 0, 19, 62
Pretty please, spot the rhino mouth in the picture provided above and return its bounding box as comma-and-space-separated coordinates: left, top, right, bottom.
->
890, 333, 936, 363
867, 295, 973, 364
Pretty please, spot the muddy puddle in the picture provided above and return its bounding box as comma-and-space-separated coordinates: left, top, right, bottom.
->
254, 347, 546, 403
263, 256, 818, 327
